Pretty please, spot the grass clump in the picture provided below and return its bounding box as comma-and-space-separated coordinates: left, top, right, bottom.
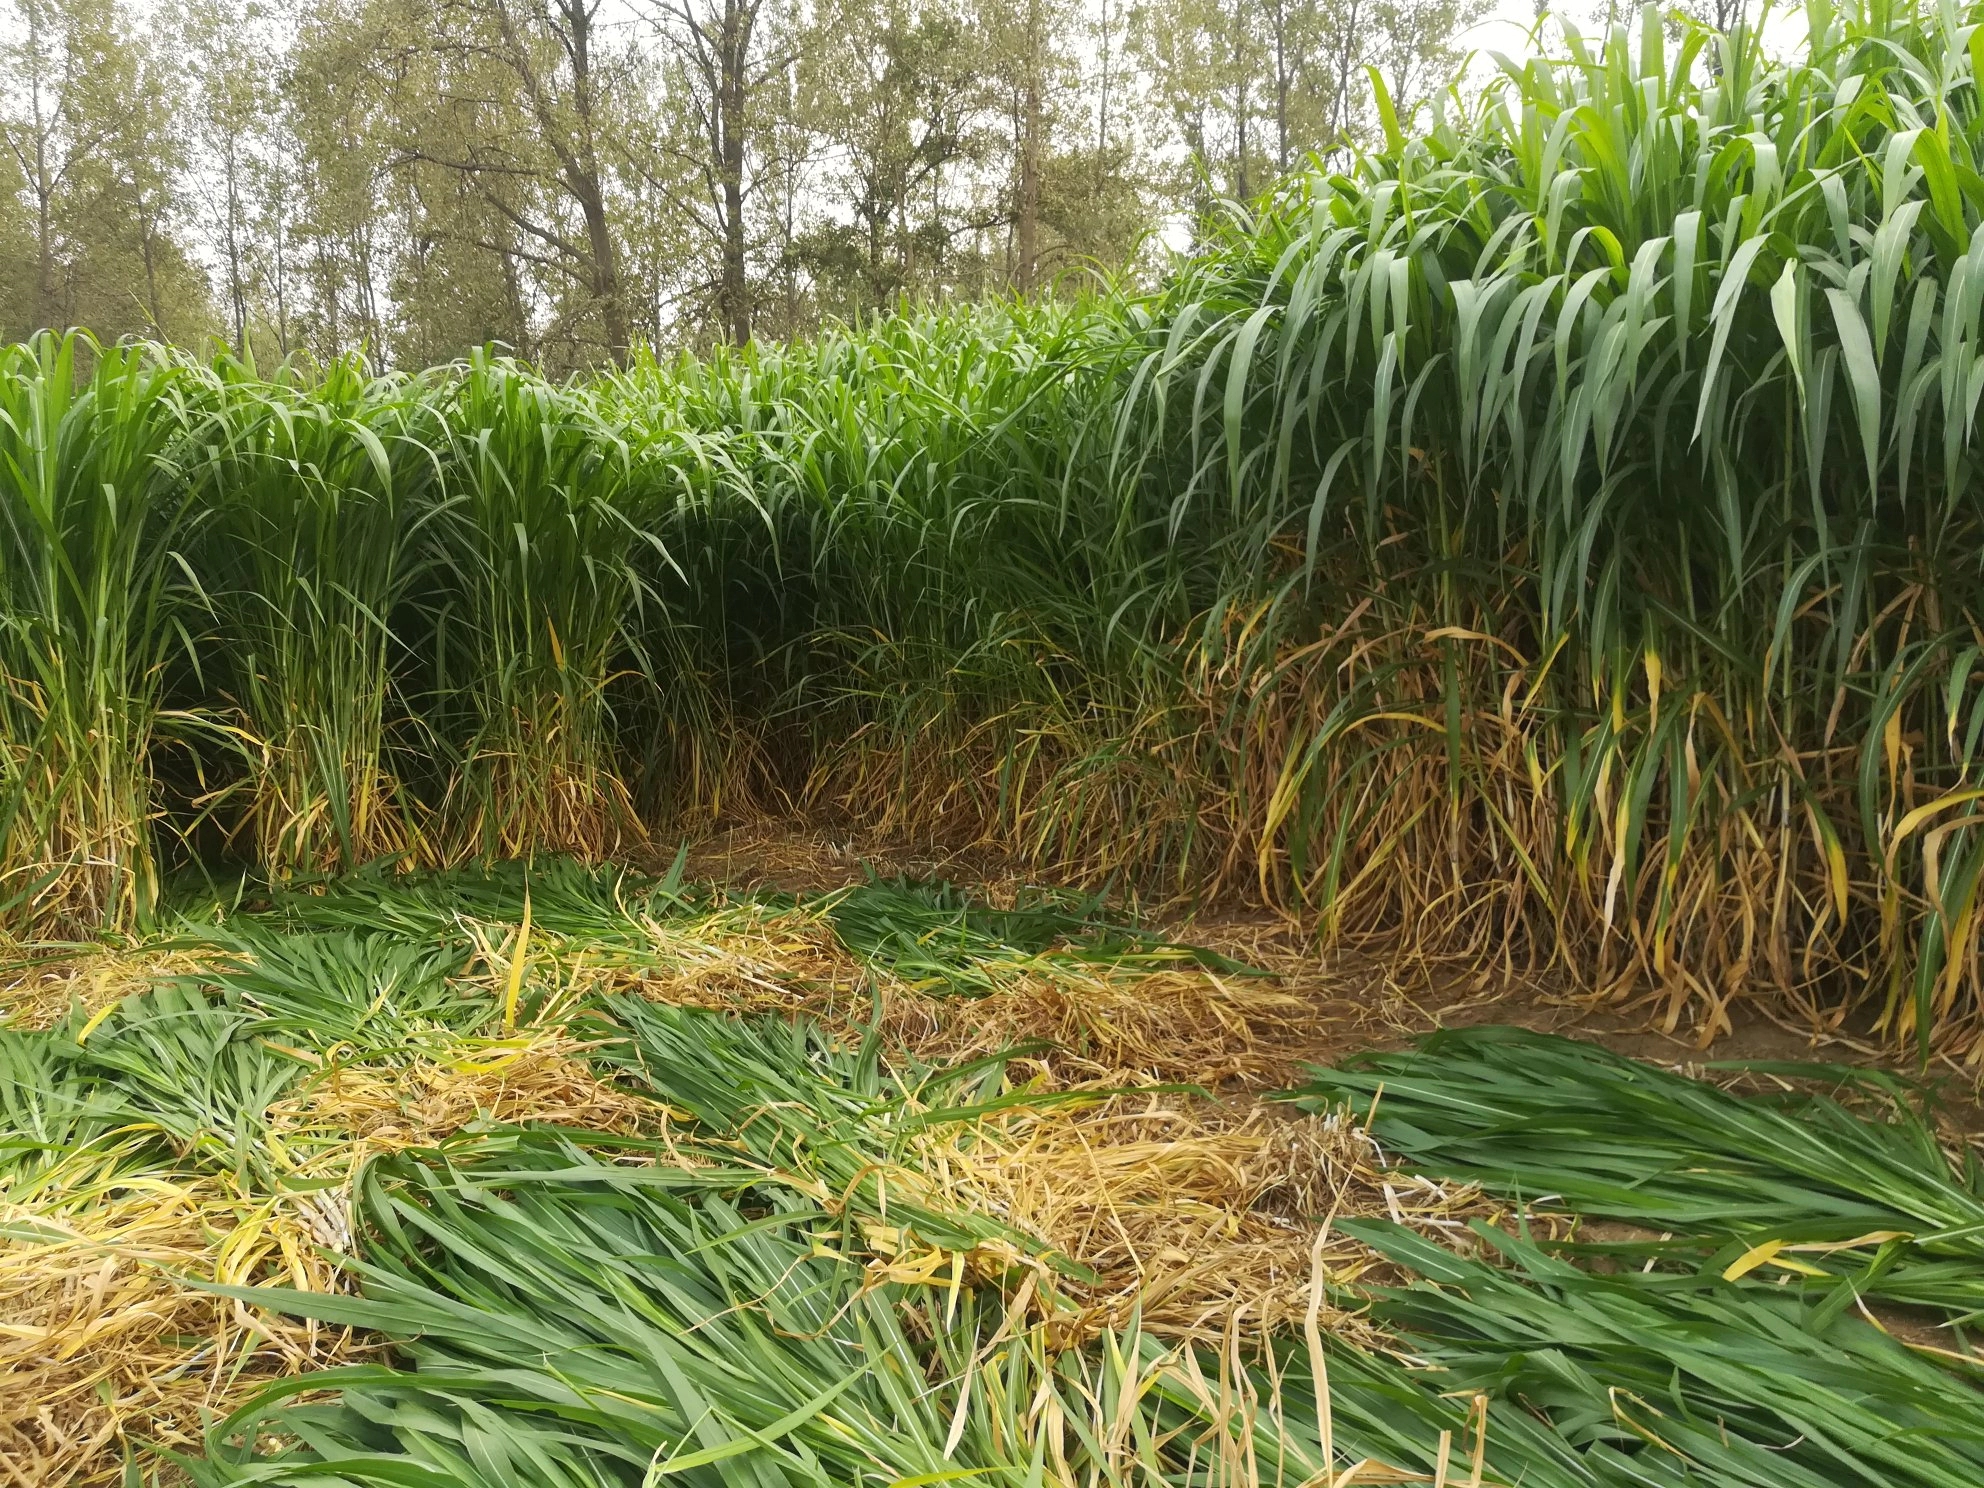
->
426, 352, 664, 863
0, 336, 202, 937
189, 355, 442, 877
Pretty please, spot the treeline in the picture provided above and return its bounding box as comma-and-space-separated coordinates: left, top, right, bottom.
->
0, 0, 1487, 367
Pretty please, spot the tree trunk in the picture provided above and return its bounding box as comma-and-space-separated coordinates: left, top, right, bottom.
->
573, 177, 627, 351
26, 0, 57, 333
1014, 0, 1043, 293
1330, 0, 1360, 146
550, 0, 630, 353
140, 207, 163, 330
1097, 0, 1110, 164
1272, 0, 1289, 173
224, 148, 248, 355
716, 0, 753, 344
1232, 0, 1250, 201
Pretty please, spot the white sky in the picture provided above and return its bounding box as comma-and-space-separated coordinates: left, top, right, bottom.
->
1459, 1, 1807, 68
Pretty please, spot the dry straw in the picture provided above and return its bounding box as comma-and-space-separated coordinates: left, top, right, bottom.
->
0, 1023, 659, 1486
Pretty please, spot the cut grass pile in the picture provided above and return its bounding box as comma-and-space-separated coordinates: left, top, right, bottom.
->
1290, 1026, 1984, 1337
10, 859, 1984, 1487
1, 862, 1438, 1485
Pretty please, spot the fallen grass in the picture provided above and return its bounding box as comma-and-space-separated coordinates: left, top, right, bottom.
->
0, 1164, 356, 1484
1289, 1026, 1984, 1343
920, 1092, 1475, 1346
170, 1132, 1422, 1488
0, 930, 665, 1487
0, 861, 1403, 1486
14, 857, 1984, 1487
0, 941, 227, 1031
1349, 1219, 1984, 1487
0, 1017, 661, 1486
161, 990, 1507, 1488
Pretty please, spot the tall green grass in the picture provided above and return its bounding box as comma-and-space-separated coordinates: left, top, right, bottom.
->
1118, 0, 1984, 1049
423, 353, 665, 861
14, 2, 1984, 1051
0, 337, 201, 934
189, 355, 442, 875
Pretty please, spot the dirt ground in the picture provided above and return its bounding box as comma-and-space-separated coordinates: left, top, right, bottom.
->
684, 817, 1984, 1111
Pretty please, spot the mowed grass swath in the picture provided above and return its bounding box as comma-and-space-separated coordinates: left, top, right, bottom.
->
13, 2, 1984, 1052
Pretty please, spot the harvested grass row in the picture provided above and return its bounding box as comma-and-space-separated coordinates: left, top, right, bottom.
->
21, 859, 1984, 1487
1, 1028, 659, 1486
1292, 1025, 1984, 1349
0, 932, 659, 1488
0, 866, 1393, 1485
172, 1130, 1464, 1488
1, 1167, 357, 1484
166, 985, 1984, 1488
917, 1092, 1480, 1347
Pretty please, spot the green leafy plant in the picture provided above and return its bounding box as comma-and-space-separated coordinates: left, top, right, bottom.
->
1289, 1025, 1984, 1322
0, 333, 203, 935
425, 354, 664, 862
189, 353, 443, 876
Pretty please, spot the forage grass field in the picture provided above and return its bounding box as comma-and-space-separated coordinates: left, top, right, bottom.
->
20, 3, 1984, 1485
12, 3, 1984, 1055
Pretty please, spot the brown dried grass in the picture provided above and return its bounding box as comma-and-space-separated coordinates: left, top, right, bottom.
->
0, 943, 226, 1032
516, 880, 1354, 1089
902, 1092, 1488, 1354
1, 1162, 352, 1486
0, 1029, 666, 1487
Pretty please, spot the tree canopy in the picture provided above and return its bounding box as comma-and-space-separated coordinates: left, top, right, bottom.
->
0, 0, 1487, 364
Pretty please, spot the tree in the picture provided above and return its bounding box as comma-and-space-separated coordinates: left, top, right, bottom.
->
286, 1, 396, 357
797, 0, 991, 317
184, 0, 278, 355
982, 0, 1064, 290
1130, 0, 1266, 207
382, 0, 636, 359
1132, 0, 1481, 222
636, 0, 790, 344
5, 0, 1486, 356
487, 0, 630, 353
1368, 0, 1482, 122
977, 0, 1150, 290
1, 0, 212, 341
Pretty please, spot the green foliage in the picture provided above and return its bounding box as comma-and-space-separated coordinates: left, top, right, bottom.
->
0, 988, 311, 1186
819, 875, 1250, 990
186, 352, 443, 875
0, 334, 203, 934
1345, 1218, 1984, 1488
16, 869, 1984, 1484
21, 3, 1984, 1055
1289, 1025, 1984, 1324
